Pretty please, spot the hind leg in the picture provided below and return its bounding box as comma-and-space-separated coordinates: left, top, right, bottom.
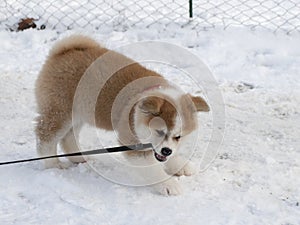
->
60, 124, 86, 164
35, 114, 71, 168
36, 139, 60, 168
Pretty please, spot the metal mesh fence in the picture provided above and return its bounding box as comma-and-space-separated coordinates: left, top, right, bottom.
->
0, 0, 299, 34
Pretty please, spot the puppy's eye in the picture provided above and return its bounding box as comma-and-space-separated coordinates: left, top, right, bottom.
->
151, 112, 161, 117
173, 136, 181, 141
156, 130, 165, 137
140, 110, 161, 117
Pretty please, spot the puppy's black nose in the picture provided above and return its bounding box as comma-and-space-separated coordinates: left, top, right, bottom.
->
161, 147, 172, 156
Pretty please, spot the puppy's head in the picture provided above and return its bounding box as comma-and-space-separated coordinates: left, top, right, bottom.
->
134, 91, 209, 162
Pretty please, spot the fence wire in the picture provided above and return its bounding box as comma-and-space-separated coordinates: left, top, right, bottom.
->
0, 0, 299, 34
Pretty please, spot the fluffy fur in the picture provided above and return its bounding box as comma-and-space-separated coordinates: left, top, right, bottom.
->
35, 35, 209, 195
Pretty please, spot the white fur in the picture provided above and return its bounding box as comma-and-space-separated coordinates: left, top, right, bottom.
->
123, 146, 183, 196
165, 155, 196, 176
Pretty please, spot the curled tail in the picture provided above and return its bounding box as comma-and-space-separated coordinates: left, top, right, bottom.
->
49, 35, 101, 57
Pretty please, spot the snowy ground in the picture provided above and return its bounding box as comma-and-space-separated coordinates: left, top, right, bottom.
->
0, 27, 300, 225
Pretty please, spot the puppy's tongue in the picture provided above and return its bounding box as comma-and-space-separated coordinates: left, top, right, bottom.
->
154, 152, 167, 162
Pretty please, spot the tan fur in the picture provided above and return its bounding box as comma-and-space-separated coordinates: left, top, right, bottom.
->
35, 35, 209, 195
138, 93, 204, 135
35, 35, 167, 163
188, 94, 210, 112
35, 36, 107, 143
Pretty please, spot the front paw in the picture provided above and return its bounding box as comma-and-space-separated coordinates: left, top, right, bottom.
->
156, 178, 183, 196
175, 161, 196, 176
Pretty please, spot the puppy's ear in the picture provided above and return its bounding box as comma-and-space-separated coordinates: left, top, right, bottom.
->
188, 94, 210, 112
139, 97, 164, 116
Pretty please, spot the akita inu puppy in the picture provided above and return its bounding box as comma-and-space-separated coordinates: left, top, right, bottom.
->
35, 35, 209, 195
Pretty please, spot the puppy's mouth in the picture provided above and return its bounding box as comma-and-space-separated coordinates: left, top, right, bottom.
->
154, 152, 167, 162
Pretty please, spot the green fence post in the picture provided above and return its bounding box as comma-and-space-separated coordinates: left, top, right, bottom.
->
189, 0, 193, 18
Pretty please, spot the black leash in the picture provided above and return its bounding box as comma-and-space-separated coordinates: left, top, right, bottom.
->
0, 143, 153, 166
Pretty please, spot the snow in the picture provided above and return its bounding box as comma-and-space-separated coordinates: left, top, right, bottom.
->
0, 25, 300, 225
